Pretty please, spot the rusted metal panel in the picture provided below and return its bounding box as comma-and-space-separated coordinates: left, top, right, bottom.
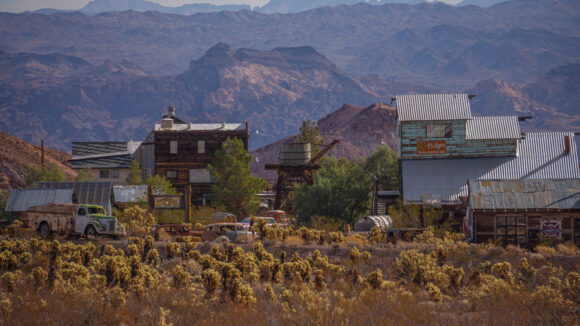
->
21, 203, 77, 233
469, 179, 580, 210
396, 94, 472, 122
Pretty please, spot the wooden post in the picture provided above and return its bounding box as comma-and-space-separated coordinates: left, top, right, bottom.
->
185, 185, 191, 223
147, 184, 154, 213
41, 139, 45, 168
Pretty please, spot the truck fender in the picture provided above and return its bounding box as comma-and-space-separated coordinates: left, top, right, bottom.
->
212, 236, 230, 244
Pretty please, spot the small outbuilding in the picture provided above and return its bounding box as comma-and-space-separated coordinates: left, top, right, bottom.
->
468, 179, 580, 247
35, 182, 115, 215
354, 215, 392, 232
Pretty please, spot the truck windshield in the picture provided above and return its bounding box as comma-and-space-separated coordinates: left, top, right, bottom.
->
88, 207, 105, 215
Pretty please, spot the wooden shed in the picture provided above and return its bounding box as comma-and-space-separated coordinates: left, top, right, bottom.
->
468, 179, 580, 247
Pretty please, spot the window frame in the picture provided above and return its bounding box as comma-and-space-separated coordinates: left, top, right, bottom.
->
170, 140, 178, 154
166, 170, 177, 179
495, 215, 526, 246
426, 123, 453, 138
197, 140, 205, 154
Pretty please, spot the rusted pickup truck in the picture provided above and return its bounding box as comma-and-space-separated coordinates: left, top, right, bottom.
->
21, 203, 126, 239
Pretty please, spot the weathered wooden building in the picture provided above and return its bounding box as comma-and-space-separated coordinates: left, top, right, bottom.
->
136, 107, 249, 204
395, 93, 580, 221
468, 179, 580, 247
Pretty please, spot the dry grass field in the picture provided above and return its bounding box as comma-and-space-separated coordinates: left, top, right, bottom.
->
0, 227, 578, 325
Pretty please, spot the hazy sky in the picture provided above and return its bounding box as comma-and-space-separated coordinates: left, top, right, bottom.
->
0, 0, 462, 13
0, 0, 269, 12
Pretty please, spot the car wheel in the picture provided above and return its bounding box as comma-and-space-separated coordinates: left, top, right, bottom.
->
212, 236, 230, 244
85, 225, 97, 240
38, 222, 50, 239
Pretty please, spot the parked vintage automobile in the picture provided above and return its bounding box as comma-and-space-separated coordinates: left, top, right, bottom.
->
150, 224, 202, 241
20, 203, 126, 239
239, 217, 277, 231
264, 210, 291, 225
201, 223, 257, 243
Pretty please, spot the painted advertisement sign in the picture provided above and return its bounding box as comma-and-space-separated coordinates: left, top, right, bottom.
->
541, 220, 562, 240
154, 196, 181, 209
417, 141, 446, 155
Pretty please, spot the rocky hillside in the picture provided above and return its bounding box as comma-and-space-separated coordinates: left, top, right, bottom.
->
469, 64, 580, 132
0, 130, 76, 190
0, 44, 419, 151
250, 103, 398, 181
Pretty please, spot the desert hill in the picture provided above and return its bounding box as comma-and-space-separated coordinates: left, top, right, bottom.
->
0, 130, 76, 190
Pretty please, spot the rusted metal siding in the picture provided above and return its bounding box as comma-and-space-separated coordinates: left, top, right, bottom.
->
396, 94, 472, 121
400, 120, 518, 159
21, 203, 77, 234
469, 179, 580, 210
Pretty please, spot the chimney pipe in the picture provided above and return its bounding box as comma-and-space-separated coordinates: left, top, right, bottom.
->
564, 135, 570, 155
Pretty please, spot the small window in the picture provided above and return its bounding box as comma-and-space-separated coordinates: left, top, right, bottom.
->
496, 215, 526, 246
197, 140, 205, 154
166, 170, 177, 179
426, 124, 452, 138
170, 141, 178, 154
99, 169, 119, 179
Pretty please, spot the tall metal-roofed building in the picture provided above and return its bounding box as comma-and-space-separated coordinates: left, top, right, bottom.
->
395, 93, 580, 226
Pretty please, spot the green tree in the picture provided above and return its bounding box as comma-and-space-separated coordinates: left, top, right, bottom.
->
294, 120, 326, 156
24, 162, 65, 187
294, 157, 372, 226
75, 167, 95, 182
365, 145, 399, 190
126, 161, 143, 185
208, 137, 267, 217
145, 174, 178, 195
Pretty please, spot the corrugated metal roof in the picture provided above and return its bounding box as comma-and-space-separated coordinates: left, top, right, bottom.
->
5, 189, 77, 212
70, 154, 134, 169
35, 182, 114, 214
72, 142, 129, 156
396, 94, 472, 121
469, 179, 580, 210
154, 123, 245, 131
466, 116, 521, 140
402, 132, 580, 204
113, 185, 148, 203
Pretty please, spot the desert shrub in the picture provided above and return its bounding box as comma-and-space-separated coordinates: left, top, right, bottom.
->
117, 205, 156, 237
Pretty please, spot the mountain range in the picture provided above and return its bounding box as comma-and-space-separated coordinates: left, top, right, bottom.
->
2, 0, 577, 88
26, 0, 510, 15
0, 44, 430, 151
1, 42, 578, 154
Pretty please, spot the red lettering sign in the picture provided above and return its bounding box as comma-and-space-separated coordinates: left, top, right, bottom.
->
417, 141, 446, 155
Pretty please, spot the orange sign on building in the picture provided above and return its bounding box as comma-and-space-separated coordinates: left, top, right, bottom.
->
417, 141, 446, 155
